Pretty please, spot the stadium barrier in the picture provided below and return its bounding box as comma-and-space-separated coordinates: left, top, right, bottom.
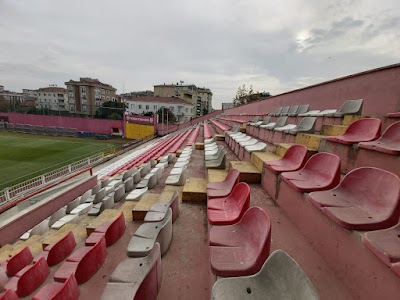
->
0, 152, 104, 209
0, 122, 78, 137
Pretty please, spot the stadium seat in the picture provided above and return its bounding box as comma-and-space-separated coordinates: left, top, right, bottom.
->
85, 212, 126, 247
127, 208, 172, 257
208, 182, 250, 225
274, 124, 297, 132
286, 117, 317, 135
362, 223, 400, 273
308, 167, 400, 230
54, 236, 106, 284
260, 116, 288, 130
209, 207, 271, 277
286, 105, 299, 116
332, 99, 363, 117
211, 250, 319, 300
145, 191, 179, 223
244, 142, 267, 153
310, 109, 337, 116
4, 257, 50, 297
0, 289, 18, 300
205, 145, 224, 161
0, 246, 33, 277
32, 275, 79, 300
205, 150, 226, 169
280, 106, 290, 116
270, 107, 283, 116
359, 121, 400, 154
281, 153, 341, 192
290, 104, 309, 116
70, 203, 93, 215
207, 169, 240, 191
48, 208, 66, 227
51, 214, 79, 229
101, 243, 161, 300
326, 118, 381, 145
33, 231, 76, 266
298, 109, 320, 117
266, 144, 308, 173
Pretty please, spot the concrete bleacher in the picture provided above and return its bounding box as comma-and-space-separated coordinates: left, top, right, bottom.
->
1, 65, 400, 299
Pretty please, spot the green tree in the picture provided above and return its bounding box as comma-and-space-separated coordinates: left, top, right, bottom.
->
143, 111, 154, 116
0, 96, 10, 112
202, 107, 209, 115
233, 84, 260, 106
95, 101, 126, 120
157, 108, 176, 123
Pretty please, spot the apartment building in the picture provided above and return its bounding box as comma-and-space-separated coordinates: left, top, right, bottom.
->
36, 87, 68, 111
0, 85, 24, 104
65, 77, 117, 116
122, 96, 194, 123
222, 102, 235, 110
154, 83, 213, 117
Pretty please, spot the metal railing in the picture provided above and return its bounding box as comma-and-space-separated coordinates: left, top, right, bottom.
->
0, 152, 104, 208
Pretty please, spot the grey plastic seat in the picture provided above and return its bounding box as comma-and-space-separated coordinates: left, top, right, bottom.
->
274, 124, 296, 132
286, 105, 299, 116
310, 109, 337, 116
331, 99, 363, 117
124, 176, 134, 193
286, 117, 316, 135
253, 116, 271, 127
280, 106, 290, 116
239, 138, 258, 147
132, 171, 141, 184
101, 178, 111, 188
245, 142, 267, 153
48, 207, 66, 227
70, 202, 93, 215
150, 167, 163, 181
139, 162, 151, 177
127, 208, 173, 257
298, 109, 320, 117
205, 136, 216, 144
248, 116, 259, 124
91, 183, 102, 195
145, 191, 179, 223
174, 160, 189, 168
113, 185, 126, 203
51, 214, 79, 229
270, 107, 282, 116
289, 104, 309, 116
86, 187, 106, 204
88, 202, 104, 216
101, 243, 161, 300
206, 150, 226, 169
212, 250, 319, 300
137, 173, 156, 189
226, 125, 240, 136
166, 167, 188, 186
102, 195, 115, 209
261, 116, 287, 130
66, 198, 81, 214
126, 187, 148, 201
21, 219, 49, 240
206, 145, 224, 161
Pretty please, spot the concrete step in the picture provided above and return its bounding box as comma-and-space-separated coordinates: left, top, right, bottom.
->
132, 193, 161, 221
250, 151, 280, 172
342, 114, 364, 126
320, 124, 348, 136
207, 169, 228, 183
182, 177, 207, 201
295, 133, 328, 150
275, 143, 317, 158
229, 161, 261, 183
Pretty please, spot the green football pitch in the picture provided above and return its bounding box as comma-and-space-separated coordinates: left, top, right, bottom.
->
0, 132, 124, 191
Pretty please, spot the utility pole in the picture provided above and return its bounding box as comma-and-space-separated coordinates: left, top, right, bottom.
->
166, 108, 169, 134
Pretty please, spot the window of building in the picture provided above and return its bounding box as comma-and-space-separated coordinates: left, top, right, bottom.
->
53, 94, 56, 97
138, 104, 142, 109
106, 90, 109, 94
82, 105, 87, 112
106, 97, 110, 101
101, 89, 105, 94
43, 93, 46, 96
131, 104, 135, 109
153, 105, 157, 110
170, 106, 174, 112
146, 105, 149, 110
81, 87, 86, 93
186, 108, 188, 113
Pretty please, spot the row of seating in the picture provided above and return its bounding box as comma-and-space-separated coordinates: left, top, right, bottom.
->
204, 139, 227, 169
225, 129, 267, 161
206, 170, 318, 299
165, 146, 193, 186
210, 119, 231, 134
186, 125, 200, 146
204, 122, 213, 139
102, 188, 180, 299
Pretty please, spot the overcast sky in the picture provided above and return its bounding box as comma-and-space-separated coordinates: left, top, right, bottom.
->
0, 0, 399, 109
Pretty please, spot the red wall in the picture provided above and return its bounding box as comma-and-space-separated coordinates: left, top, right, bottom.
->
225, 64, 400, 117
1, 113, 123, 134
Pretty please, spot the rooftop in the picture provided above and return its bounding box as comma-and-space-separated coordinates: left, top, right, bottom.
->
122, 96, 193, 106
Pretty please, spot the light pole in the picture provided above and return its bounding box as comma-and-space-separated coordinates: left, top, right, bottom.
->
160, 106, 169, 135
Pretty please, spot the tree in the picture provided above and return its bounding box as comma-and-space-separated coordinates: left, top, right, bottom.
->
157, 108, 176, 124
95, 101, 126, 120
202, 107, 209, 115
143, 111, 153, 116
233, 84, 260, 106
0, 96, 10, 112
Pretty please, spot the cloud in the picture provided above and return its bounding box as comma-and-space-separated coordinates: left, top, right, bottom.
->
0, 0, 399, 109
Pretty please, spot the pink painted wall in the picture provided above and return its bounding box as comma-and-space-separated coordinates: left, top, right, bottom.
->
1, 113, 123, 134
225, 64, 400, 117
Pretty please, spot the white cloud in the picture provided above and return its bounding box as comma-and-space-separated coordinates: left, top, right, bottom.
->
0, 0, 399, 109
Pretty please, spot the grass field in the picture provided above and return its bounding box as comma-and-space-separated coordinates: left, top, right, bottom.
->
0, 132, 125, 191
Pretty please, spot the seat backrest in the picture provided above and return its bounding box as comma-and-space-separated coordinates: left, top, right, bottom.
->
5, 247, 33, 277
275, 116, 288, 127
241, 207, 271, 253
304, 153, 340, 180
224, 169, 240, 188
339, 167, 400, 212
288, 105, 299, 114
17, 257, 50, 297
297, 104, 310, 114
297, 117, 317, 131
344, 118, 381, 139
281, 106, 290, 115
381, 121, 400, 142
262, 116, 271, 124
229, 182, 250, 206
46, 231, 76, 266
274, 107, 283, 115
283, 145, 308, 167
260, 250, 319, 300
252, 116, 259, 123
338, 99, 363, 115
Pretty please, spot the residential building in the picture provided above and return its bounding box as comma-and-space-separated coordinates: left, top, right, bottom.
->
154, 83, 213, 117
222, 102, 235, 110
36, 86, 68, 111
22, 89, 38, 107
122, 96, 194, 123
65, 77, 117, 116
0, 85, 24, 109
121, 90, 154, 97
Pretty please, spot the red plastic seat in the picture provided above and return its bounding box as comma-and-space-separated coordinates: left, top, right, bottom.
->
4, 257, 50, 297
54, 237, 106, 284
359, 121, 400, 155
32, 275, 79, 300
207, 169, 240, 199
209, 207, 271, 276
0, 289, 18, 300
281, 153, 341, 192
208, 182, 250, 225
85, 212, 126, 247
0, 246, 33, 277
33, 231, 76, 266
387, 112, 400, 118
308, 167, 400, 230
265, 145, 308, 173
326, 118, 381, 145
